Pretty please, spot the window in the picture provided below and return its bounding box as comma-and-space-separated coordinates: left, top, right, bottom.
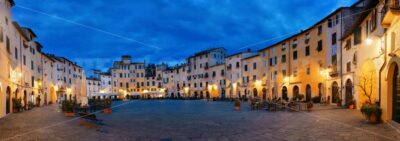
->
244, 65, 248, 71
347, 62, 351, 72
370, 9, 377, 31
253, 75, 256, 81
318, 25, 322, 35
269, 58, 273, 66
344, 39, 351, 50
0, 26, 3, 42
14, 47, 18, 59
293, 68, 298, 77
292, 39, 298, 48
328, 19, 332, 28
281, 43, 287, 50
262, 51, 266, 57
354, 27, 362, 45
31, 76, 35, 87
332, 33, 337, 45
365, 21, 369, 37
307, 67, 311, 75
305, 46, 310, 56
236, 62, 240, 68
305, 33, 310, 44
253, 63, 257, 70
6, 36, 10, 53
335, 15, 339, 24
282, 70, 286, 77
262, 60, 267, 67
221, 70, 225, 76
293, 51, 298, 60
282, 55, 286, 63
23, 55, 26, 65
317, 40, 323, 52
212, 71, 216, 77
31, 61, 34, 70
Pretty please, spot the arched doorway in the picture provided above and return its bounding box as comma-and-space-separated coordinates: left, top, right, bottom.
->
293, 86, 299, 99
6, 87, 11, 114
50, 87, 56, 103
306, 85, 312, 102
23, 90, 27, 109
31, 92, 35, 105
244, 89, 248, 99
282, 86, 288, 101
272, 87, 276, 99
44, 93, 48, 105
318, 83, 323, 98
390, 64, 400, 123
331, 82, 340, 103
221, 88, 226, 99
262, 88, 267, 101
345, 79, 353, 106
253, 88, 258, 98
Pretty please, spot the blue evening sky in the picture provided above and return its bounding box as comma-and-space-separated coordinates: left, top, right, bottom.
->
12, 0, 357, 73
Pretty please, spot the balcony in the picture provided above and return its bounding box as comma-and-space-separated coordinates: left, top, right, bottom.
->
382, 0, 400, 27
329, 67, 339, 77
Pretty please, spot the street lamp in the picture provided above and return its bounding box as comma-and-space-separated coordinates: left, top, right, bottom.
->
365, 38, 373, 46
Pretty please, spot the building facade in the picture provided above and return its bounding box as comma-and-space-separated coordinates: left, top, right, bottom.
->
0, 0, 86, 118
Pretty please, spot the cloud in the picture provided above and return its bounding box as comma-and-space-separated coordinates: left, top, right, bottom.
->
11, 0, 358, 74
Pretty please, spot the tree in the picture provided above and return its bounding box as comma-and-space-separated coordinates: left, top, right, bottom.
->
358, 70, 376, 104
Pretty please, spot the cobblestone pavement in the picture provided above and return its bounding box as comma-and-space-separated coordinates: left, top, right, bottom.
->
1, 100, 400, 141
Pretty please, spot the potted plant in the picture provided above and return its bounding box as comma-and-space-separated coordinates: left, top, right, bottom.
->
348, 100, 356, 109
234, 99, 241, 111
103, 99, 113, 114
62, 100, 74, 117
12, 98, 22, 113
28, 101, 35, 110
336, 99, 342, 107
361, 104, 381, 123
307, 102, 314, 112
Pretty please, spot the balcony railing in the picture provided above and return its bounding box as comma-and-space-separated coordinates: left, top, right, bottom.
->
382, 0, 400, 27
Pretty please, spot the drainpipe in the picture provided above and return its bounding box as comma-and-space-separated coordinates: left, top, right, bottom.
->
378, 34, 387, 106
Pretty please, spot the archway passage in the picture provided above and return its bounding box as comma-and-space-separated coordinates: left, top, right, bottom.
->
306, 85, 312, 102
262, 88, 267, 101
293, 86, 299, 100
50, 87, 56, 103
24, 91, 27, 109
282, 86, 288, 101
221, 89, 226, 99
271, 87, 276, 99
332, 82, 340, 103
345, 79, 353, 106
6, 87, 11, 114
253, 88, 258, 97
392, 64, 400, 123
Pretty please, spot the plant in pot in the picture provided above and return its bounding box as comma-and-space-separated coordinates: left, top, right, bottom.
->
62, 100, 74, 117
348, 100, 356, 109
307, 102, 314, 112
336, 99, 342, 107
361, 104, 381, 123
12, 98, 22, 113
234, 99, 241, 111
28, 101, 35, 110
103, 99, 113, 114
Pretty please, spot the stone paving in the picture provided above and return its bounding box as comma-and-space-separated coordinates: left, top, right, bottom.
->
0, 100, 400, 141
